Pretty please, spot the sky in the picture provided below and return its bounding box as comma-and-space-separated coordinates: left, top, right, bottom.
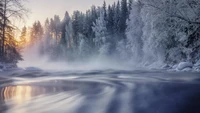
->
24, 0, 118, 27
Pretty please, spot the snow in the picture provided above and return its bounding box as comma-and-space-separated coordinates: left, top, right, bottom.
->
172, 64, 178, 69
25, 67, 42, 71
0, 63, 18, 71
193, 66, 200, 72
193, 60, 200, 71
176, 62, 193, 71
182, 67, 192, 72
194, 60, 200, 67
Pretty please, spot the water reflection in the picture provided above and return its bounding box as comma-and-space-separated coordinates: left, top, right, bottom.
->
1, 85, 48, 108
0, 71, 199, 113
3, 86, 33, 104
0, 85, 53, 113
0, 83, 85, 113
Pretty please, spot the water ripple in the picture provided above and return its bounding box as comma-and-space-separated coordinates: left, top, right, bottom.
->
0, 70, 199, 113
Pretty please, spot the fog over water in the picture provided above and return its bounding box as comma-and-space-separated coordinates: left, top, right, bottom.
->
18, 46, 132, 71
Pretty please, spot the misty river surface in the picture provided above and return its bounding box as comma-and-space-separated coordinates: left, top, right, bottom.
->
0, 69, 200, 113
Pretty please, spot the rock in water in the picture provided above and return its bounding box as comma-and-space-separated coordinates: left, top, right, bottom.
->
177, 62, 193, 71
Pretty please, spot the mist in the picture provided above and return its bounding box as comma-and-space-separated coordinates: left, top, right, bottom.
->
18, 43, 134, 71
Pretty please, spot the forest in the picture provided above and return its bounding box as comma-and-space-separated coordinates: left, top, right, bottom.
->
1, 0, 200, 68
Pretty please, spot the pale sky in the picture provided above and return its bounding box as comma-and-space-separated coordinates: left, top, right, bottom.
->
24, 0, 118, 27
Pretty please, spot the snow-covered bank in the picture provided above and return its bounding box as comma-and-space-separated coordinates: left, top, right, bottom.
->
134, 60, 200, 72
165, 61, 200, 72
0, 63, 21, 71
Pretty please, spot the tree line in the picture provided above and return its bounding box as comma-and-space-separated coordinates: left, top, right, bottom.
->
24, 0, 200, 66
25, 0, 133, 61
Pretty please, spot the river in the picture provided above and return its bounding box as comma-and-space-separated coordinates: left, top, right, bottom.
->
0, 69, 200, 113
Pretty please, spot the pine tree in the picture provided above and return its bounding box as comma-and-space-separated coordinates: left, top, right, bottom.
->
53, 15, 61, 44
5, 28, 22, 63
128, 0, 133, 15
19, 26, 27, 49
120, 0, 128, 34
103, 1, 107, 20
72, 10, 85, 48
60, 11, 70, 47
107, 5, 114, 33
113, 1, 121, 33
40, 18, 51, 55
44, 18, 50, 33
63, 11, 73, 49
72, 11, 83, 36
30, 21, 44, 45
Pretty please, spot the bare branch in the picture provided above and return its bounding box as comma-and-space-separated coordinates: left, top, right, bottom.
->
144, 2, 200, 25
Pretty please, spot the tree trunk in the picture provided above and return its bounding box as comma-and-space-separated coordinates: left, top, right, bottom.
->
2, 0, 6, 59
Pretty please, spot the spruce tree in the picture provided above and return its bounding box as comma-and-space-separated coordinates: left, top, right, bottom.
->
113, 1, 121, 33
120, 0, 128, 34
19, 26, 27, 49
107, 5, 114, 34
103, 1, 107, 20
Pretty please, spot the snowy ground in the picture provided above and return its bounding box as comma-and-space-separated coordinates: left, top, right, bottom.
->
165, 61, 200, 72
0, 63, 19, 72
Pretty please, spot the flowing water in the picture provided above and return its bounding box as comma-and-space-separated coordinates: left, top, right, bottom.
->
0, 69, 200, 113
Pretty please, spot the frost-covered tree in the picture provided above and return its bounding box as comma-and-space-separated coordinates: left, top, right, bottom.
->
126, 1, 144, 63
141, 0, 200, 64
42, 18, 54, 55
58, 12, 74, 59
92, 9, 110, 56
53, 15, 61, 44
124, 0, 200, 65
60, 11, 73, 49
140, 0, 174, 64
72, 10, 85, 48
78, 34, 91, 59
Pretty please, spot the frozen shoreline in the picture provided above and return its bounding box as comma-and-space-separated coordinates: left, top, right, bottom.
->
163, 61, 200, 72
0, 63, 19, 71
1, 60, 200, 73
